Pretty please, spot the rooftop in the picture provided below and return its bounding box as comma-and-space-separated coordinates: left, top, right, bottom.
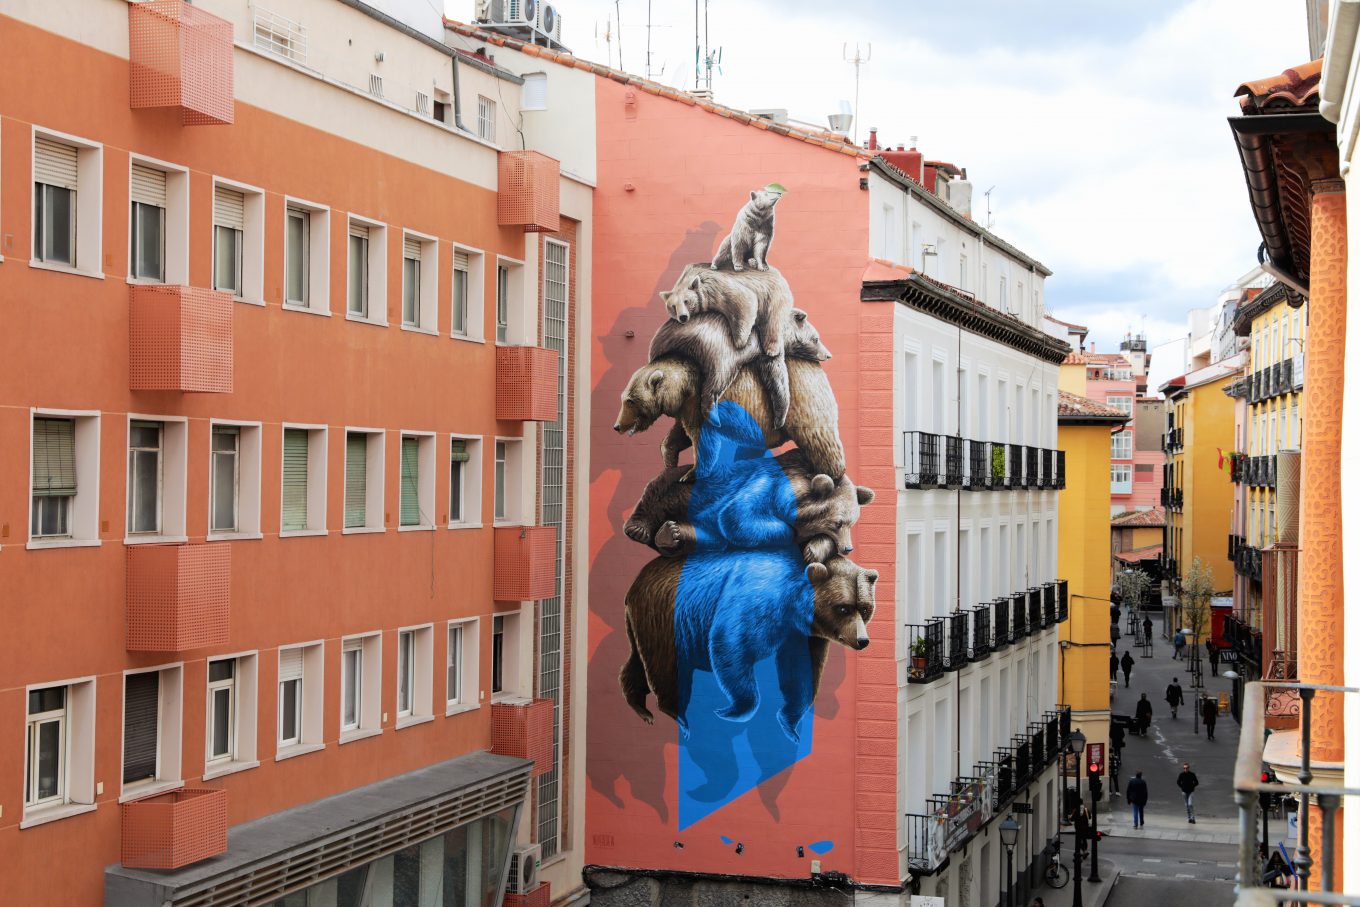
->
1057, 389, 1130, 424
1062, 350, 1134, 367
1236, 58, 1323, 113
1045, 314, 1089, 333
1112, 507, 1167, 528
1115, 544, 1164, 564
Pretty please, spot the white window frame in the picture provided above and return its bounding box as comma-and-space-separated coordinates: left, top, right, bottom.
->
522, 72, 548, 111
342, 428, 386, 534
202, 652, 259, 780
346, 214, 388, 326
20, 677, 96, 828
448, 434, 484, 529
339, 632, 383, 743
1105, 395, 1133, 416
118, 663, 184, 802
27, 409, 101, 550
275, 642, 325, 760
401, 230, 439, 334
494, 256, 525, 345
210, 177, 266, 305
395, 624, 435, 729
1111, 429, 1133, 461
477, 95, 497, 142
30, 126, 103, 279
282, 197, 330, 314
491, 609, 527, 700
207, 420, 262, 541
398, 431, 436, 531
127, 155, 189, 286
279, 423, 328, 537
492, 437, 526, 526
124, 414, 188, 545
451, 244, 487, 342
446, 617, 481, 715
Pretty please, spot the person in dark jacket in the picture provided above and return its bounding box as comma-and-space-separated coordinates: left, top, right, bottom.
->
1135, 693, 1153, 736
1165, 677, 1185, 718
1201, 695, 1218, 740
1072, 804, 1091, 855
1207, 641, 1220, 676
1143, 615, 1154, 647
1109, 720, 1126, 752
1120, 650, 1136, 687
1177, 762, 1200, 823
1126, 770, 1149, 828
1110, 650, 1119, 681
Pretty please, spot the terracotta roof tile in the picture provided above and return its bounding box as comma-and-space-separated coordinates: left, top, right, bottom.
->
1236, 58, 1323, 113
1045, 315, 1088, 332
1057, 389, 1129, 420
1115, 544, 1163, 564
1111, 507, 1166, 528
1061, 350, 1133, 367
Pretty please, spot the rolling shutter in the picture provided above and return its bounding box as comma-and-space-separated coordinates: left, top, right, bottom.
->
213, 185, 245, 230
130, 164, 167, 207
349, 221, 370, 240
122, 672, 160, 784
282, 428, 309, 531
403, 236, 422, 260
279, 648, 304, 682
454, 250, 469, 272
31, 418, 76, 497
34, 137, 78, 189
400, 437, 420, 526
345, 433, 367, 528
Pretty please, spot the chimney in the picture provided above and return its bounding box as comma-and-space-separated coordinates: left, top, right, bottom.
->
868, 127, 878, 151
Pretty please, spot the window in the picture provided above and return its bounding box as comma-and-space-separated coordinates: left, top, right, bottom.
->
127, 420, 163, 535
281, 200, 330, 313
31, 417, 75, 539
23, 678, 95, 823
396, 625, 434, 727
496, 265, 510, 342
203, 654, 257, 777
33, 131, 101, 273
210, 425, 239, 533
129, 164, 165, 281
339, 633, 382, 742
122, 665, 183, 793
401, 233, 438, 332
399, 433, 434, 529
26, 687, 65, 807
281, 425, 327, 534
523, 72, 548, 110
253, 7, 307, 63
451, 247, 483, 338
277, 643, 323, 756
490, 611, 524, 697
477, 95, 496, 141
344, 430, 385, 531
1105, 395, 1133, 415
1111, 463, 1133, 493
206, 659, 236, 764
1111, 430, 1132, 460
213, 185, 244, 296
433, 89, 452, 124
285, 206, 309, 306
493, 439, 523, 523
492, 615, 506, 694
446, 619, 480, 712
449, 436, 484, 526
347, 217, 387, 323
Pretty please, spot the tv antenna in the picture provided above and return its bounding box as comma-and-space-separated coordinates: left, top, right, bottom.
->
843, 42, 871, 143
693, 0, 721, 94
983, 185, 996, 229
615, 0, 624, 72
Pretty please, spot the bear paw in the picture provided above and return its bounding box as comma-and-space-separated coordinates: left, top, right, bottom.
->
623, 520, 653, 545
655, 520, 689, 556
731, 263, 745, 272
714, 700, 758, 723
777, 710, 803, 743
677, 466, 697, 484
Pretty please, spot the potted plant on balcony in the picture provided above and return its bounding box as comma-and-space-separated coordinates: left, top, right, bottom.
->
911, 636, 929, 677
991, 445, 1006, 483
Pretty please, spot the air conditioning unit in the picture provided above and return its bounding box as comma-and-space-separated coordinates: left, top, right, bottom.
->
508, 844, 542, 894
485, 0, 537, 26
538, 4, 562, 42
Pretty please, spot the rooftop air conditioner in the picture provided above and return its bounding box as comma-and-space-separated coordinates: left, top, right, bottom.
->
538, 4, 562, 42
508, 843, 542, 894
491, 0, 536, 27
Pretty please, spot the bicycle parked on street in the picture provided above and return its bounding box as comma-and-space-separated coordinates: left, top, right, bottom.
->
1044, 843, 1070, 889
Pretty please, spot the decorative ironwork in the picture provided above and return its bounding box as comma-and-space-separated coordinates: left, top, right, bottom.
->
903, 431, 942, 488
907, 619, 945, 682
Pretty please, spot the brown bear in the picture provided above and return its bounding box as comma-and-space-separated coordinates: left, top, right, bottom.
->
660, 263, 793, 359
622, 448, 874, 564
648, 306, 831, 427
612, 356, 846, 481
710, 187, 782, 273
618, 552, 877, 741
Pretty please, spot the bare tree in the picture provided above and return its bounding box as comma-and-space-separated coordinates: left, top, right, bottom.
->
1181, 558, 1215, 693
1114, 567, 1154, 647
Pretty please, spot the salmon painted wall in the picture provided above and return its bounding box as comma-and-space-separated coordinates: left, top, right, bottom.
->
586, 77, 901, 886
0, 15, 533, 904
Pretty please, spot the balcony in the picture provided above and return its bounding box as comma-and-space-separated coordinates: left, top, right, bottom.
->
1057, 580, 1069, 622
906, 775, 993, 874
991, 749, 1015, 811
966, 439, 990, 489
1055, 450, 1067, 489
497, 150, 561, 233
944, 611, 969, 670
943, 436, 964, 488
907, 619, 945, 683
1231, 453, 1245, 484
490, 696, 555, 776
993, 597, 1012, 649
126, 544, 230, 652
128, 285, 234, 393
504, 883, 553, 907
1235, 544, 1263, 583
1224, 612, 1263, 666
903, 431, 942, 488
1042, 582, 1057, 627
496, 346, 559, 421
1229, 533, 1243, 560
120, 787, 228, 870
1026, 588, 1042, 634
1011, 591, 1028, 639
128, 0, 235, 126
1008, 443, 1024, 489
1164, 427, 1184, 452
1247, 455, 1277, 489
970, 605, 992, 661
1025, 446, 1039, 489
493, 526, 557, 601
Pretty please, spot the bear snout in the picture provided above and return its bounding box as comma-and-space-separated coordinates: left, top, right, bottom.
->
677, 312, 689, 323
853, 614, 870, 649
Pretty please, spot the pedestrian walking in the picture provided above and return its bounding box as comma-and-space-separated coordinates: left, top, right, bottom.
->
1111, 602, 1120, 626
1173, 629, 1186, 660
1201, 695, 1218, 740
1165, 677, 1185, 719
1111, 621, 1121, 644
1126, 770, 1149, 828
1109, 719, 1126, 753
1110, 649, 1118, 681
1143, 615, 1154, 647
1135, 693, 1153, 736
1072, 804, 1091, 856
1120, 650, 1135, 687
1177, 762, 1200, 823
1207, 642, 1220, 677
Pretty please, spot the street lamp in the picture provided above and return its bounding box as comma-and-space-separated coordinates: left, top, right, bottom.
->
1067, 730, 1087, 907
1000, 816, 1021, 907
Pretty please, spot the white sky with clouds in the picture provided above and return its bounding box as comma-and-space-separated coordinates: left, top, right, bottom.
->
449, 0, 1309, 355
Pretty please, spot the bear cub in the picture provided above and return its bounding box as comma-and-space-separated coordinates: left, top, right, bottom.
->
711, 187, 782, 273
661, 263, 793, 360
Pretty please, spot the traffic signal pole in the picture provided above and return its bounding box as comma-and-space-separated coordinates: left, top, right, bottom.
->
1088, 762, 1103, 883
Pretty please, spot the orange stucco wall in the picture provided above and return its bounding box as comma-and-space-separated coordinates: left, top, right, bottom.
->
583, 77, 902, 886
0, 14, 537, 903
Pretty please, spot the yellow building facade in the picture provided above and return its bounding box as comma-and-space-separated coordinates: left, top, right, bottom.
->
1056, 390, 1128, 781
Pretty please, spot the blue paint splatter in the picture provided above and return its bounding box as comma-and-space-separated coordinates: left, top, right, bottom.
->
808, 840, 834, 855
719, 835, 733, 845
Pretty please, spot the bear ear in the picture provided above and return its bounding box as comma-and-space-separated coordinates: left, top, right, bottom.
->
865, 569, 880, 584
688, 273, 702, 290
792, 308, 808, 323
856, 486, 876, 506
806, 562, 830, 585
659, 290, 672, 303
750, 190, 759, 201
810, 474, 835, 498
648, 369, 666, 390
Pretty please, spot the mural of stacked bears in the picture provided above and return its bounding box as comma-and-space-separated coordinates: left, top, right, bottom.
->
611, 185, 878, 828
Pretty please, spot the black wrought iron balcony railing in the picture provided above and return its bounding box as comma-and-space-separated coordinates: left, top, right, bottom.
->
1027, 588, 1042, 634
1042, 582, 1057, 627
1224, 612, 1263, 665
1055, 450, 1067, 489
906, 619, 945, 683
944, 610, 969, 670
1057, 579, 1069, 622
1013, 737, 1033, 787
966, 439, 990, 490
944, 435, 964, 488
1029, 723, 1047, 775
971, 605, 992, 661
992, 749, 1015, 811
1231, 453, 1245, 484
1235, 544, 1263, 583
903, 431, 941, 488
1011, 591, 1027, 639
1229, 533, 1242, 560
1025, 446, 1039, 489
1007, 443, 1024, 488
993, 597, 1011, 649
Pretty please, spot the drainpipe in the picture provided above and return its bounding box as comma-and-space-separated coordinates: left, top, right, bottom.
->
451, 55, 468, 132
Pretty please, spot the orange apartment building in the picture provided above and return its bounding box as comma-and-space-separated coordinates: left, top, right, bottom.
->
0, 1, 593, 904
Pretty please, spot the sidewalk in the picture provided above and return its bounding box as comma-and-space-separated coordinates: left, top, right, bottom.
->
1099, 809, 1237, 845
1033, 858, 1120, 907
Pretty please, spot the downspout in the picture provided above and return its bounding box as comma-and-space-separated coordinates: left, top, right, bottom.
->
956, 320, 964, 778
451, 54, 468, 132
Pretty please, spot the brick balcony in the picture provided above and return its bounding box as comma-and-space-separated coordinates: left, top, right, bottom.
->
128, 0, 234, 125
120, 787, 228, 870
493, 526, 557, 600
129, 284, 234, 392
497, 151, 561, 232
490, 697, 554, 776
495, 346, 558, 421
126, 544, 230, 652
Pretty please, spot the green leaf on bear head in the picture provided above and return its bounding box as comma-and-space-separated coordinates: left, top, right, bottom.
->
764, 182, 787, 195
